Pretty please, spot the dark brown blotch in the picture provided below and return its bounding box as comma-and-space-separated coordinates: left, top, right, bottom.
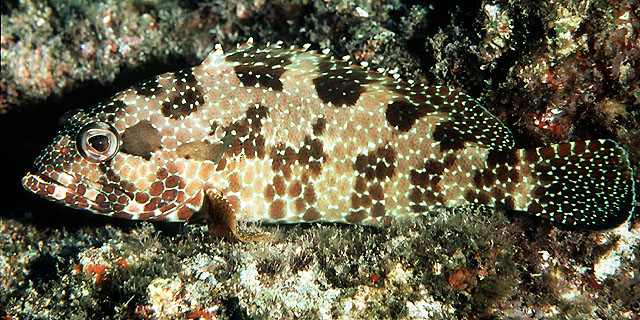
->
113, 211, 132, 218
223, 105, 270, 159
424, 160, 445, 175
483, 170, 497, 187
523, 148, 539, 163
76, 184, 86, 196
477, 191, 492, 205
351, 193, 361, 209
149, 181, 164, 197
283, 147, 297, 166
433, 121, 471, 151
538, 146, 555, 160
557, 143, 571, 158
508, 168, 520, 183
496, 166, 509, 183
135, 192, 150, 204
95, 193, 107, 204
545, 183, 563, 194
371, 203, 385, 217
298, 136, 325, 165
120, 120, 163, 160
303, 207, 321, 221
273, 175, 286, 196
177, 206, 194, 220
105, 167, 121, 183
409, 188, 423, 204
353, 145, 396, 181
294, 198, 306, 214
313, 60, 373, 107
369, 184, 384, 201
312, 117, 326, 136
288, 180, 302, 197
132, 79, 163, 97
385, 100, 436, 132
491, 186, 506, 202
527, 202, 543, 214
264, 185, 275, 202
303, 184, 316, 204
411, 171, 430, 189
224, 46, 260, 63
143, 197, 161, 211
572, 141, 586, 154
443, 154, 457, 169
464, 190, 477, 202
487, 149, 520, 168
231, 50, 293, 91
345, 209, 367, 224
354, 177, 366, 194
269, 199, 286, 219
504, 196, 515, 209
161, 189, 178, 202
588, 140, 601, 152
428, 95, 443, 105
360, 194, 372, 208
472, 170, 484, 188
550, 158, 567, 167
161, 69, 204, 120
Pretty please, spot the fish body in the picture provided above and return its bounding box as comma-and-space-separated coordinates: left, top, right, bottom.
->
23, 42, 635, 236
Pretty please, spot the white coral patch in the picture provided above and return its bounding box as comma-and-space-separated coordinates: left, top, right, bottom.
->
594, 221, 639, 282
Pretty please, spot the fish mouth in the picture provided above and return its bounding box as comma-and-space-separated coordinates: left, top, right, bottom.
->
22, 172, 119, 214
22, 171, 187, 220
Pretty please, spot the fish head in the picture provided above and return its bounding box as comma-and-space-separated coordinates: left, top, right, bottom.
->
21, 96, 224, 221
22, 107, 133, 216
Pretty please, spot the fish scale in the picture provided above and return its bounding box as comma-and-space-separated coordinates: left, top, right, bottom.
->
22, 42, 635, 239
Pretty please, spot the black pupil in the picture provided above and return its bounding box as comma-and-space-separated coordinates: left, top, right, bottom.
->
88, 135, 109, 152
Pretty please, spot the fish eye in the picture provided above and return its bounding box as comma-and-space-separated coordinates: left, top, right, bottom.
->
88, 135, 110, 152
76, 122, 120, 162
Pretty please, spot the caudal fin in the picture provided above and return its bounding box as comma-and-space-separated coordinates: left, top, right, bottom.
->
521, 139, 634, 231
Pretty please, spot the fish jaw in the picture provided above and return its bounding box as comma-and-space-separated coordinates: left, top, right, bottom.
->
22, 168, 204, 222
22, 171, 106, 213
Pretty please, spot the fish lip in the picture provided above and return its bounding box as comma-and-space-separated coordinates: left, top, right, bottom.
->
22, 172, 107, 212
24, 172, 192, 220
36, 172, 63, 187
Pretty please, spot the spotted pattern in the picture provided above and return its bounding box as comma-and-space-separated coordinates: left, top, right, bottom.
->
94, 100, 126, 123
222, 105, 269, 160
524, 140, 634, 230
313, 60, 375, 106
160, 69, 204, 119
22, 43, 635, 232
384, 84, 515, 151
133, 78, 163, 97
225, 45, 293, 91
385, 100, 436, 132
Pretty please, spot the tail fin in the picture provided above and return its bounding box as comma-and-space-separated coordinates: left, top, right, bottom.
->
520, 139, 635, 231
